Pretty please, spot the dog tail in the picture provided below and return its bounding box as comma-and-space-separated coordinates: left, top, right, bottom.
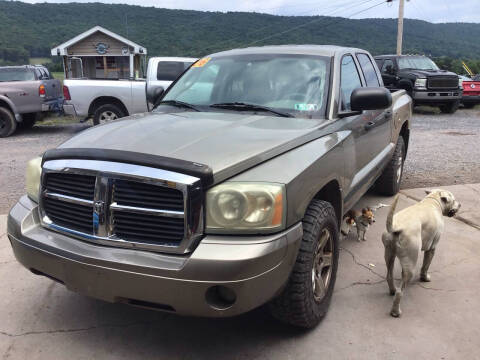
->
386, 195, 400, 233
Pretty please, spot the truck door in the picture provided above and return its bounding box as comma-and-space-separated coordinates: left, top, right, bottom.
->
380, 59, 396, 88
356, 53, 392, 172
338, 54, 392, 208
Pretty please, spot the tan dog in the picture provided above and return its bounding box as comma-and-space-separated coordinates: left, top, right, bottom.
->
382, 190, 461, 317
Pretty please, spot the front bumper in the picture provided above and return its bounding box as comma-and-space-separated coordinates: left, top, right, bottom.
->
462, 95, 480, 104
7, 196, 302, 317
413, 89, 462, 104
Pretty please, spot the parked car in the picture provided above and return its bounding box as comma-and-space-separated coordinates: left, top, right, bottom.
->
459, 75, 480, 108
63, 57, 197, 125
8, 45, 412, 328
374, 55, 462, 113
0, 65, 62, 137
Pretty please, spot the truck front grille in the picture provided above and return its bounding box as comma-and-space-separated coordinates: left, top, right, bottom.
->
44, 172, 95, 200
427, 77, 458, 90
39, 160, 203, 254
111, 179, 185, 245
43, 196, 93, 234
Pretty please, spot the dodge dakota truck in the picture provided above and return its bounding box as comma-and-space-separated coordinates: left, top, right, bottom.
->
374, 55, 462, 113
0, 65, 62, 137
7, 45, 412, 328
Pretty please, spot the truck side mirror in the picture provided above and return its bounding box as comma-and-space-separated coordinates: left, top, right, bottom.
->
350, 87, 392, 111
147, 86, 165, 107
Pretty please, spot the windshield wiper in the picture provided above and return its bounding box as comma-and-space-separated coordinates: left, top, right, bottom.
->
157, 100, 200, 112
210, 102, 293, 118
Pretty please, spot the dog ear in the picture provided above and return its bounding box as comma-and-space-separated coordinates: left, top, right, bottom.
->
362, 208, 367, 214
425, 190, 432, 195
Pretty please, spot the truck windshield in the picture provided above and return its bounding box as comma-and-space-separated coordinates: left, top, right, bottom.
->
0, 68, 36, 82
398, 57, 439, 71
160, 54, 330, 118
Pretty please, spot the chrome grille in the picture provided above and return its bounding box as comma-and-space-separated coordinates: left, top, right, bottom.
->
112, 211, 185, 245
39, 159, 203, 254
113, 179, 184, 211
43, 173, 95, 234
44, 172, 95, 200
427, 76, 458, 90
43, 196, 93, 234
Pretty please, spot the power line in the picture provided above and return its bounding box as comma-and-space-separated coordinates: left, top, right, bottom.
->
246, 0, 387, 47
193, 0, 382, 55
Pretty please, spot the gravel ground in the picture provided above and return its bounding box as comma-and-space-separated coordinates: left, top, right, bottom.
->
402, 106, 480, 189
0, 107, 479, 214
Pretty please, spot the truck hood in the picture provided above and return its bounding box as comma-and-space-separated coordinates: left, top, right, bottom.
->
58, 111, 326, 183
399, 69, 458, 78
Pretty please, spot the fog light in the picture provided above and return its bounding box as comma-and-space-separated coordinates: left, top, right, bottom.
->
205, 285, 236, 310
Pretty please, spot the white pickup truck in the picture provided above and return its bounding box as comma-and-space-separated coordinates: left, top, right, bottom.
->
63, 57, 197, 125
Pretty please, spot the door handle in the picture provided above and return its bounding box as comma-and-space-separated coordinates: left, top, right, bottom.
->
364, 121, 376, 130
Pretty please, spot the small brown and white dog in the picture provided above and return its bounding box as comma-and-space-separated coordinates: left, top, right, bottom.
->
382, 190, 461, 318
341, 208, 376, 241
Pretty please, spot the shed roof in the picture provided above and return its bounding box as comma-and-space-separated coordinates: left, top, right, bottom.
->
51, 25, 147, 56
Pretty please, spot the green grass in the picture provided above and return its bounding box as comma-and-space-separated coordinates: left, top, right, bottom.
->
29, 57, 51, 65
37, 115, 78, 126
52, 72, 64, 82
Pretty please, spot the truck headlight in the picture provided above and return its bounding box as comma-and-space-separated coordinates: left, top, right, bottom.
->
26, 156, 42, 203
206, 182, 285, 233
414, 78, 427, 89
459, 78, 463, 88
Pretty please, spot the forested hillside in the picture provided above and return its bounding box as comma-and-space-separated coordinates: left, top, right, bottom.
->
1, 1, 479, 73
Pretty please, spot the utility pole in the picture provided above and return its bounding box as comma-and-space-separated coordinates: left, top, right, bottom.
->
396, 0, 405, 55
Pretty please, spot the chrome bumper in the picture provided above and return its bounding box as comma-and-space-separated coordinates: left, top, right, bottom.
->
7, 196, 302, 317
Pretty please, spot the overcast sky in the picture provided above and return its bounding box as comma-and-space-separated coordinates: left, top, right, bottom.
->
22, 0, 480, 23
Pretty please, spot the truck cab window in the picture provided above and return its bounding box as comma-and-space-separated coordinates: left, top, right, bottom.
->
356, 53, 380, 87
340, 55, 362, 111
157, 61, 187, 81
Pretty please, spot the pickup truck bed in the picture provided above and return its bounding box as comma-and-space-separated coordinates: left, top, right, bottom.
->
0, 65, 62, 137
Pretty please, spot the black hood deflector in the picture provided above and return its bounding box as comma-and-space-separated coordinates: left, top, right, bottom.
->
42, 148, 214, 188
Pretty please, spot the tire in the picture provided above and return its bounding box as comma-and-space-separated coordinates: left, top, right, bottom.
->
268, 200, 339, 328
93, 104, 125, 126
18, 113, 37, 129
376, 136, 405, 196
463, 103, 476, 109
439, 100, 460, 114
0, 107, 17, 137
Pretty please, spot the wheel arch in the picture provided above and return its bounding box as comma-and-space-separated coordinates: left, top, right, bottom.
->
0, 96, 19, 121
311, 179, 343, 228
88, 96, 129, 117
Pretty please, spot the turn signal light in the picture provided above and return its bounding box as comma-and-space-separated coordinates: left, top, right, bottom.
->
39, 84, 46, 97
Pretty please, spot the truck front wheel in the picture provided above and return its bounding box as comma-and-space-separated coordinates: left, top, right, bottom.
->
268, 200, 339, 328
439, 100, 460, 114
93, 104, 125, 126
0, 107, 17, 137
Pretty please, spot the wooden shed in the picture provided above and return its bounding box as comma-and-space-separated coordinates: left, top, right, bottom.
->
51, 26, 147, 80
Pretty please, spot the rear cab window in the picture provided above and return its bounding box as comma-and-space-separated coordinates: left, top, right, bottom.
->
0, 68, 36, 82
340, 55, 363, 111
356, 53, 380, 87
157, 61, 192, 81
